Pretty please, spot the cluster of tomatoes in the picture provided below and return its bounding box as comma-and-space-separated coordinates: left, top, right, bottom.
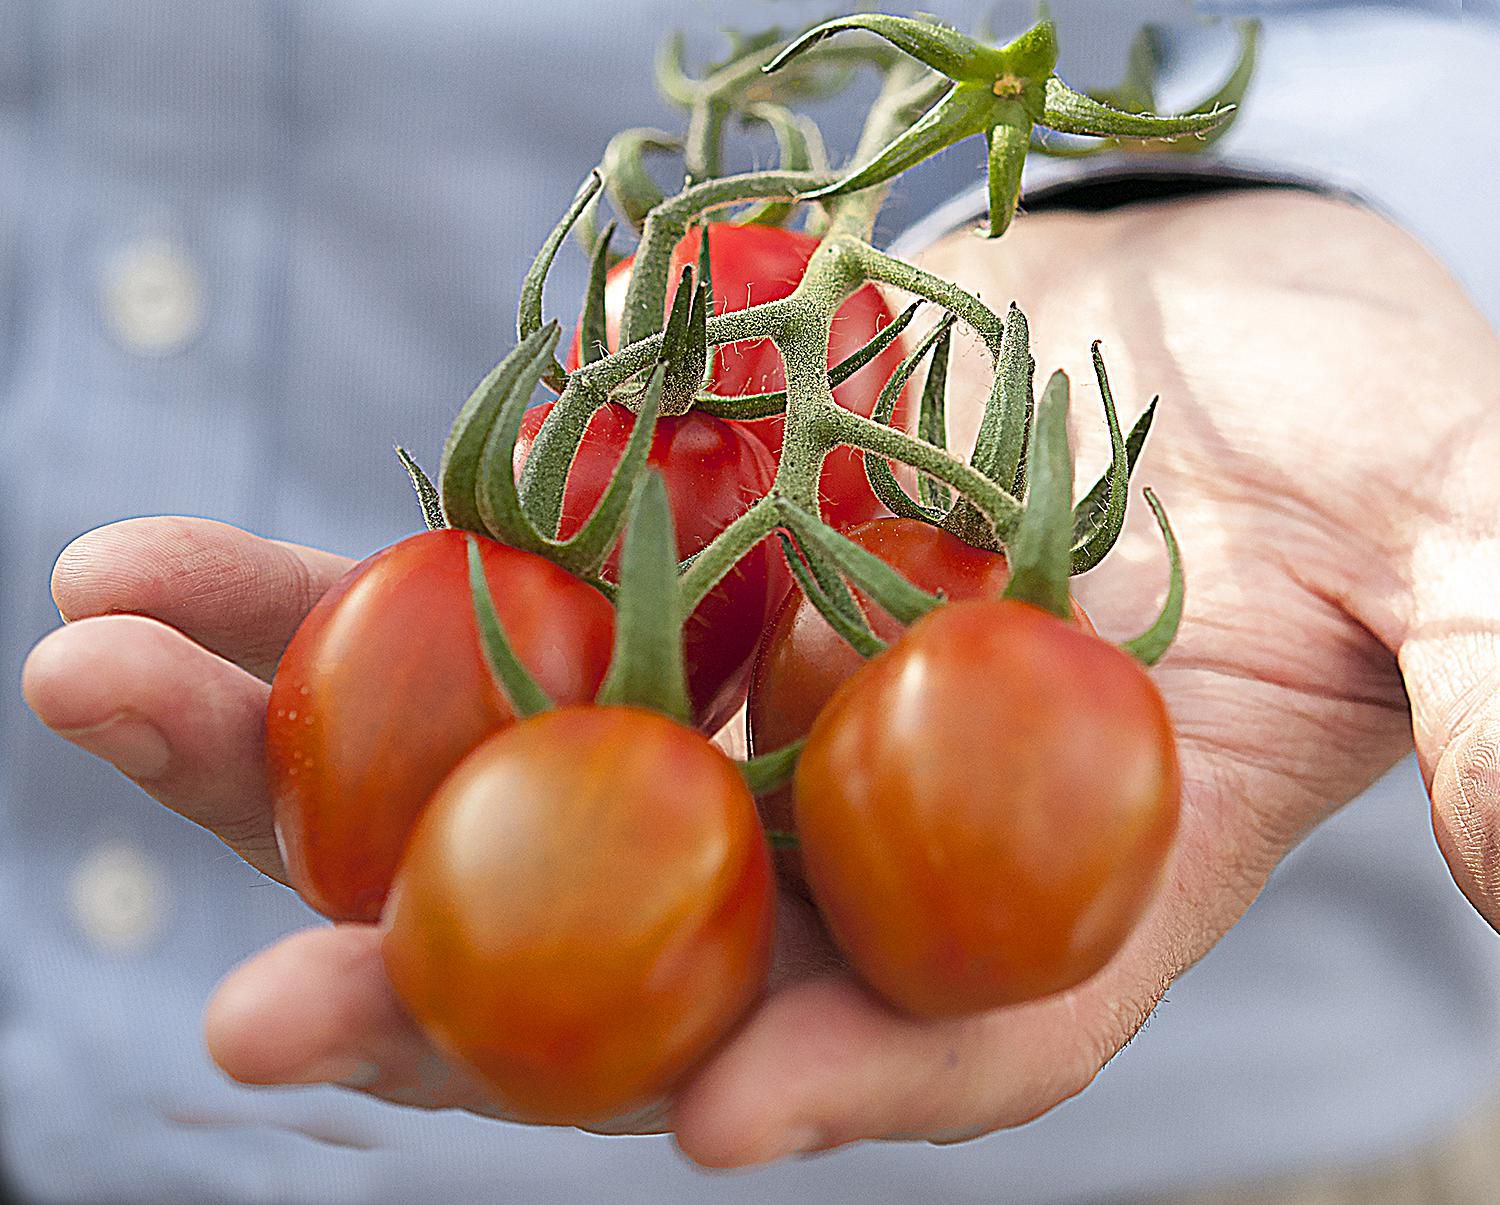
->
265, 222, 1181, 1127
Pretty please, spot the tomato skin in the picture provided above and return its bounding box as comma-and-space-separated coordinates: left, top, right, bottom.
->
381, 706, 775, 1125
516, 401, 779, 733
267, 530, 614, 923
795, 599, 1180, 1017
748, 518, 1021, 874
571, 222, 909, 529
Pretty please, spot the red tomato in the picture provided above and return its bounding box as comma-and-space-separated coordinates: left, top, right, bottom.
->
795, 599, 1180, 1016
382, 705, 774, 1125
748, 518, 1036, 878
571, 222, 909, 528
267, 530, 614, 923
516, 400, 779, 733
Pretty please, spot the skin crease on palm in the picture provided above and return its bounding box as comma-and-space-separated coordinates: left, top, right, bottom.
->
20, 190, 1500, 1167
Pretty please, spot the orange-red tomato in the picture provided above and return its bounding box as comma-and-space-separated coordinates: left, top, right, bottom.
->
795, 599, 1179, 1017
748, 518, 1021, 877
574, 221, 909, 529
267, 530, 614, 923
382, 706, 774, 1125
516, 400, 780, 734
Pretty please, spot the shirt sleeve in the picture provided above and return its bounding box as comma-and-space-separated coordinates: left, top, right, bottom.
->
891, 7, 1500, 327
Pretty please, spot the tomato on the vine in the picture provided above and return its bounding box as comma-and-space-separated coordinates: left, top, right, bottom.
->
748, 517, 1073, 874
516, 400, 779, 733
795, 599, 1179, 1017
267, 530, 614, 923
573, 221, 910, 528
382, 705, 774, 1125
750, 518, 1017, 757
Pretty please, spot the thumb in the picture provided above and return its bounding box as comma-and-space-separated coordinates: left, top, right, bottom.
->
1396, 537, 1500, 930
1423, 687, 1500, 931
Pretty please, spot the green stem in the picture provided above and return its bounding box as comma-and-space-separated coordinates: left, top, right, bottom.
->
855, 246, 1006, 353
678, 498, 781, 613
829, 408, 1022, 541
620, 170, 835, 348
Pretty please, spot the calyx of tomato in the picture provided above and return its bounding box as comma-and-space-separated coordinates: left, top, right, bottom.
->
765, 14, 1248, 237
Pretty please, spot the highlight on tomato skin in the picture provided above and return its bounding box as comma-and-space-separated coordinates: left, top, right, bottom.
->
381, 705, 775, 1126
569, 220, 911, 529
515, 400, 782, 734
266, 529, 615, 924
793, 598, 1180, 1018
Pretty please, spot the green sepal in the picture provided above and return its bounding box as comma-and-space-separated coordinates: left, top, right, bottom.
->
518, 172, 603, 391
555, 366, 664, 577
1073, 396, 1156, 552
1084, 21, 1258, 153
778, 500, 940, 626
1042, 76, 1233, 142
595, 471, 693, 724
474, 324, 564, 551
695, 219, 714, 303
601, 129, 679, 232
1121, 487, 1184, 665
796, 82, 999, 204
764, 14, 1000, 85
916, 324, 954, 509
775, 532, 885, 659
984, 112, 1032, 237
696, 300, 918, 420
1001, 370, 1074, 619
863, 312, 955, 524
738, 739, 806, 796
440, 323, 563, 537
766, 829, 801, 851
1001, 18, 1061, 85
943, 302, 1032, 549
395, 446, 447, 531
1188, 22, 1259, 148
466, 536, 555, 719
1069, 343, 1130, 574
736, 103, 825, 227
580, 220, 618, 367
656, 265, 710, 416
973, 302, 1034, 491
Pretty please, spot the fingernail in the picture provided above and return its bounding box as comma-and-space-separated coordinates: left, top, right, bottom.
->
60, 715, 171, 780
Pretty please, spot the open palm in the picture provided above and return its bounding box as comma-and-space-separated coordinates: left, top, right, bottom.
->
23, 190, 1500, 1167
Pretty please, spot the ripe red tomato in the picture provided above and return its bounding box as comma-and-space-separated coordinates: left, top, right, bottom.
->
382, 705, 775, 1125
795, 599, 1180, 1016
516, 400, 779, 734
267, 530, 614, 923
572, 221, 909, 528
748, 518, 1023, 874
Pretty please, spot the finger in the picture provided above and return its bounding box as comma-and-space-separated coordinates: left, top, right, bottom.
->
205, 925, 499, 1114
51, 516, 353, 681
1422, 681, 1500, 930
1388, 535, 1500, 930
22, 613, 285, 881
672, 972, 1131, 1168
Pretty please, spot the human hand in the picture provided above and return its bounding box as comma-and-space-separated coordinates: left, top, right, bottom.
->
22, 188, 1500, 1166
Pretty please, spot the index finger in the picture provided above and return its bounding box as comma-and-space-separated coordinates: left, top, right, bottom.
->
50, 515, 355, 681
